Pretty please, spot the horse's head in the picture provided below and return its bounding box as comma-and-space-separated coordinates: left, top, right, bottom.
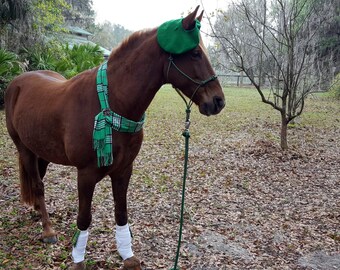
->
158, 6, 225, 116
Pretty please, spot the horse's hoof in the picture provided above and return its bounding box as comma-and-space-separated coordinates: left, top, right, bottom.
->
120, 256, 142, 270
71, 261, 86, 270
42, 235, 58, 244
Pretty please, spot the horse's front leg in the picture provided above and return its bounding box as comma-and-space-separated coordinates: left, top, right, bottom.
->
110, 165, 142, 270
71, 168, 98, 270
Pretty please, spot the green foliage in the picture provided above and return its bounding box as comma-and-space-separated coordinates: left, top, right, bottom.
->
22, 41, 104, 79
0, 48, 26, 107
31, 0, 70, 33
20, 41, 64, 71
56, 43, 104, 78
0, 0, 72, 53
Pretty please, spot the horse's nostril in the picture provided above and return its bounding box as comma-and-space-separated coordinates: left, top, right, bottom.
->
213, 96, 225, 109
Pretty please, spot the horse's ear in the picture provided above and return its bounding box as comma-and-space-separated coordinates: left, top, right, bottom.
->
197, 10, 204, 22
182, 5, 200, 30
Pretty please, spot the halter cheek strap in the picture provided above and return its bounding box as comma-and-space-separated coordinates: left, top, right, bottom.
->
166, 55, 217, 108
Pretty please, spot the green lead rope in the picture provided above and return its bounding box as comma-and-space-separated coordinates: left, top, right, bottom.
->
72, 229, 81, 247
171, 108, 191, 270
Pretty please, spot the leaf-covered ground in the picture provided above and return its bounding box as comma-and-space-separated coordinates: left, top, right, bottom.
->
0, 87, 339, 270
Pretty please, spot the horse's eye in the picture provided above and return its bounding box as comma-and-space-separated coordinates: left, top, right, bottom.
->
191, 50, 201, 59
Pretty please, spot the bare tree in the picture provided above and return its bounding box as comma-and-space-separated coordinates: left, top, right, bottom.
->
210, 0, 335, 150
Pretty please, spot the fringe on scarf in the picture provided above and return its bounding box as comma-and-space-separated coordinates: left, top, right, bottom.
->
93, 112, 113, 167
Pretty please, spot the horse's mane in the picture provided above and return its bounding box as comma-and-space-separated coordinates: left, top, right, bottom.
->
108, 28, 157, 61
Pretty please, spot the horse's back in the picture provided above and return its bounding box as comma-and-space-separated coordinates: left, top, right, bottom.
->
5, 70, 67, 108
7, 69, 66, 94
5, 70, 69, 127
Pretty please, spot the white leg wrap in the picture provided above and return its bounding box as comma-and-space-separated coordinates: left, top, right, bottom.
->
72, 229, 89, 263
116, 224, 134, 260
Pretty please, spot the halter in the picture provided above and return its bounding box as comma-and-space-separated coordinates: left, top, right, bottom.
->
166, 55, 217, 110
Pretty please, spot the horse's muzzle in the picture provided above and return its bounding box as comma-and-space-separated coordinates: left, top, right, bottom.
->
200, 96, 225, 116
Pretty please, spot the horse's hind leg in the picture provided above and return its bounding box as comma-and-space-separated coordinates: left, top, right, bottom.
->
18, 147, 57, 243
110, 166, 142, 270
36, 158, 57, 243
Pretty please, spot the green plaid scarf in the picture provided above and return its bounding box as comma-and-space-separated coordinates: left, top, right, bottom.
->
93, 61, 145, 167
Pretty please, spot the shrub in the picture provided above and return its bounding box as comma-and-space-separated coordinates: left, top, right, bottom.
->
0, 48, 26, 108
55, 43, 104, 78
0, 41, 104, 107
20, 41, 64, 71
22, 41, 104, 79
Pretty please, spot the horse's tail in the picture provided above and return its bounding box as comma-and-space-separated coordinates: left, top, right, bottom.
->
18, 154, 35, 206
5, 82, 35, 206
5, 80, 36, 206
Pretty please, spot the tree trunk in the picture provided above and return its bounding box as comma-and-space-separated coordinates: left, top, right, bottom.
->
280, 113, 288, 150
240, 71, 244, 86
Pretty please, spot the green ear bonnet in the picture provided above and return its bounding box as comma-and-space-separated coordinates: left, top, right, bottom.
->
157, 18, 201, 54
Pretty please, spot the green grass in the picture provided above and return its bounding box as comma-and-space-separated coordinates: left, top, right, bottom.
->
144, 85, 339, 153
151, 85, 338, 130
146, 86, 273, 137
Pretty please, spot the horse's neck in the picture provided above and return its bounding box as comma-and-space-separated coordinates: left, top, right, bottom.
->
106, 31, 165, 121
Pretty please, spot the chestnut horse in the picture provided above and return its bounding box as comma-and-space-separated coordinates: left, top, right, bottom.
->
5, 6, 224, 270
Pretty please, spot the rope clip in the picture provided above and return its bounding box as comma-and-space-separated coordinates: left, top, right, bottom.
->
185, 120, 191, 130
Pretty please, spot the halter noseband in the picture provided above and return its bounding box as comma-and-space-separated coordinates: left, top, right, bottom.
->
166, 55, 217, 108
